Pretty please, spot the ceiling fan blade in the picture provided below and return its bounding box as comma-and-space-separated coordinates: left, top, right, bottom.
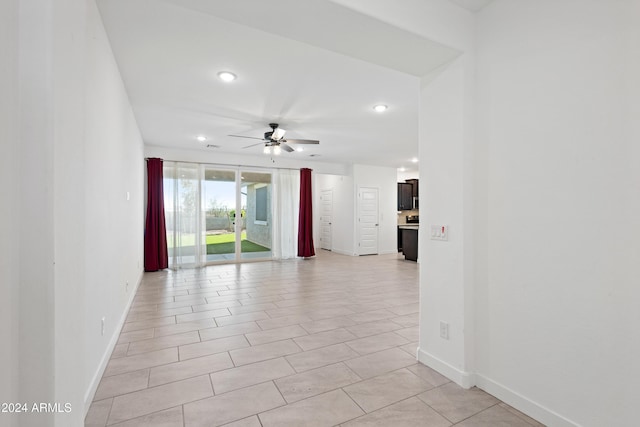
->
242, 142, 265, 149
285, 138, 320, 144
228, 134, 264, 140
281, 143, 294, 153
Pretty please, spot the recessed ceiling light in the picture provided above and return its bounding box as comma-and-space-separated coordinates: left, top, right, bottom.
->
398, 167, 406, 172
196, 135, 207, 142
217, 71, 237, 82
411, 157, 418, 163
373, 104, 388, 113
296, 147, 304, 152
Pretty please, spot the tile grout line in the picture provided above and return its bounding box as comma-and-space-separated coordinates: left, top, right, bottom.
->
103, 397, 115, 427
416, 382, 465, 425
450, 402, 501, 425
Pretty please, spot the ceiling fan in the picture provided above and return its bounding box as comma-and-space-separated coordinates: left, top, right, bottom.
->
229, 123, 319, 154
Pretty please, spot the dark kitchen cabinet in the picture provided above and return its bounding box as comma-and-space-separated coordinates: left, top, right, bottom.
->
402, 228, 418, 261
397, 183, 413, 210
405, 179, 419, 198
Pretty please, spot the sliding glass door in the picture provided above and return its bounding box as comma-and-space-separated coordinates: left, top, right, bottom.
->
164, 162, 272, 267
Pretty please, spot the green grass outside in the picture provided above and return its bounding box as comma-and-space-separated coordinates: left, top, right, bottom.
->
168, 230, 270, 255
171, 231, 245, 247
207, 240, 270, 255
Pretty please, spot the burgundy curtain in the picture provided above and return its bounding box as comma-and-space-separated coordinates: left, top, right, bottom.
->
144, 158, 168, 271
297, 168, 315, 258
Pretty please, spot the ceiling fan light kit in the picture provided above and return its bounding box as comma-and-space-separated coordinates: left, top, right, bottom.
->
229, 123, 320, 155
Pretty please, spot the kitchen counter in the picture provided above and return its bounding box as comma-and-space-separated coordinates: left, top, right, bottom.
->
398, 224, 419, 230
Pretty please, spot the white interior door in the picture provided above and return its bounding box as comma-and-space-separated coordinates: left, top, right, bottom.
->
320, 189, 333, 250
358, 187, 379, 255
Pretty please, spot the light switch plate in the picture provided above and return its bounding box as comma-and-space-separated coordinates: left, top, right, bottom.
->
430, 225, 448, 241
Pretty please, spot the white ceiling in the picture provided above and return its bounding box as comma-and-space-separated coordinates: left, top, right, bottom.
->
97, 0, 464, 171
448, 0, 494, 12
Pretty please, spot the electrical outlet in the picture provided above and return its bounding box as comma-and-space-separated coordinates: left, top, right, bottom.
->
101, 317, 106, 336
439, 321, 449, 340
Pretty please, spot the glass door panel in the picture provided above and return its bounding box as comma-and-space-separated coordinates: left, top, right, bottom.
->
202, 168, 237, 263
240, 171, 272, 260
163, 163, 202, 267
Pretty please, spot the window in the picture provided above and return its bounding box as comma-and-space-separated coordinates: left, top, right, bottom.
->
255, 186, 268, 222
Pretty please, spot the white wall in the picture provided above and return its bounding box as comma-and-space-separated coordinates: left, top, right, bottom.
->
353, 164, 398, 255
314, 174, 356, 256
0, 0, 20, 422
330, 0, 472, 52
18, 2, 57, 425
83, 0, 145, 414
418, 55, 476, 385
4, 1, 145, 425
473, 1, 640, 426
52, 0, 89, 423
396, 170, 419, 181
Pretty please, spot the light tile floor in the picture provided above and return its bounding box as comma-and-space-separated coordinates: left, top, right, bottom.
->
86, 251, 544, 427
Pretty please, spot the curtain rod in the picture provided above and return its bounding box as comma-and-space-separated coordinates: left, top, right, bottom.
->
144, 158, 308, 172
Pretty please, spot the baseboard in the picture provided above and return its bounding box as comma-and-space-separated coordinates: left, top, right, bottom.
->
475, 374, 579, 427
417, 348, 577, 426
417, 347, 476, 389
331, 248, 357, 256
327, 249, 397, 257
83, 269, 143, 416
